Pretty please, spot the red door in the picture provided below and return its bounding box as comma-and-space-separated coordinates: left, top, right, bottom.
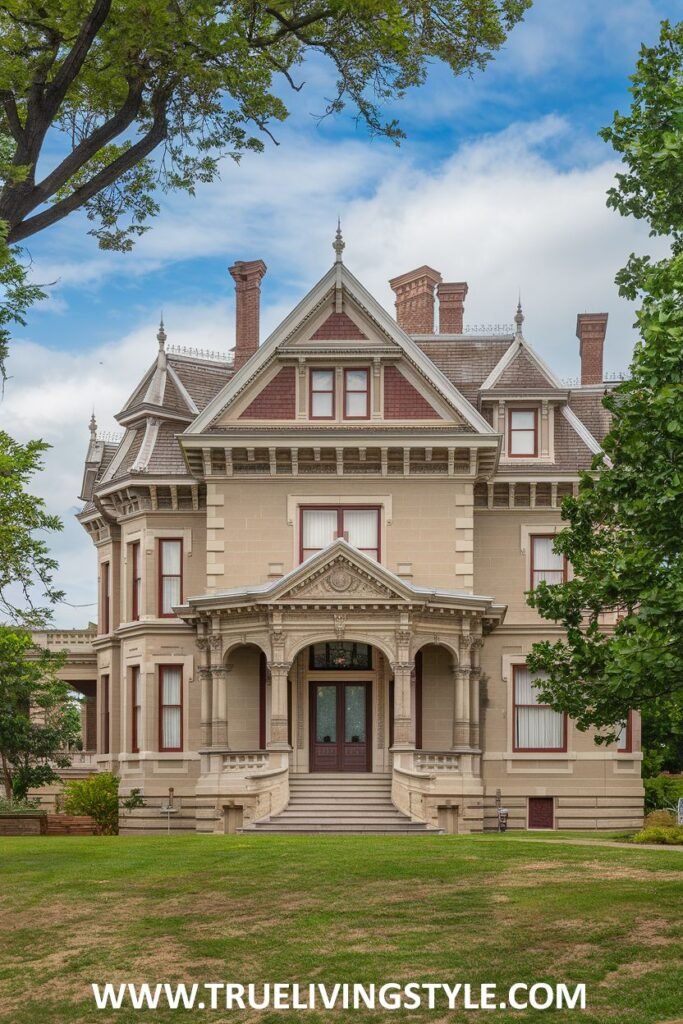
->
310, 682, 371, 772
528, 797, 554, 829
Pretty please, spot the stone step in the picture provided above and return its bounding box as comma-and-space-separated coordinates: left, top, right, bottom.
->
245, 824, 439, 834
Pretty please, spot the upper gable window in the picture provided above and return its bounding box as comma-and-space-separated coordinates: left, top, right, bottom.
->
508, 408, 538, 457
344, 369, 369, 419
310, 369, 335, 419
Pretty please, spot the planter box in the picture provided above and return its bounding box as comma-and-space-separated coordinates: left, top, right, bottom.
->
46, 814, 97, 836
0, 812, 47, 836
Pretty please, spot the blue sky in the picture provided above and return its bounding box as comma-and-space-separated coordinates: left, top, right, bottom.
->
2, 0, 679, 626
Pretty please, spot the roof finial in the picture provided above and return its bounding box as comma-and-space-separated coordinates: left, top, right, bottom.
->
514, 293, 524, 338
333, 218, 345, 263
89, 411, 97, 437
157, 312, 167, 349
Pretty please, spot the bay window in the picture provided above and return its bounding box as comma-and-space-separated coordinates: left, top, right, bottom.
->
513, 665, 566, 752
508, 408, 538, 457
530, 535, 566, 589
158, 539, 182, 616
131, 541, 141, 621
100, 561, 110, 634
131, 666, 141, 753
101, 674, 110, 755
301, 506, 380, 561
159, 666, 183, 751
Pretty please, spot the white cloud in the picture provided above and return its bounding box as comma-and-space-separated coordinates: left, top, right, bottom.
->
4, 113, 670, 626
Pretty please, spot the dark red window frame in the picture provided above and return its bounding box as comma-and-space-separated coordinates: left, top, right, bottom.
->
618, 710, 633, 753
131, 666, 141, 753
131, 541, 141, 621
299, 505, 381, 562
259, 652, 267, 750
101, 561, 110, 634
309, 368, 335, 420
513, 664, 567, 753
530, 534, 568, 590
343, 367, 370, 420
101, 674, 110, 755
158, 538, 183, 618
158, 665, 183, 752
508, 407, 538, 458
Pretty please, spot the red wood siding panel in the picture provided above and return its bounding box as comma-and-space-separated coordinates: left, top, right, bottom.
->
528, 797, 554, 829
310, 312, 367, 340
383, 366, 441, 419
240, 366, 296, 419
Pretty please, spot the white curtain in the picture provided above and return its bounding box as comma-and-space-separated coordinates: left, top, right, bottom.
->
345, 370, 368, 416
161, 668, 182, 749
162, 577, 181, 614
515, 667, 563, 749
302, 510, 337, 553
532, 536, 564, 584
161, 540, 181, 575
343, 510, 378, 555
311, 370, 334, 417
133, 669, 142, 749
509, 410, 535, 454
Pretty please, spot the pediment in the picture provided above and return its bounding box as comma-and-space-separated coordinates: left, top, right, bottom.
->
270, 544, 412, 604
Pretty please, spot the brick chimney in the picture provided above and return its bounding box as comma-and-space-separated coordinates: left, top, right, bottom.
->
229, 259, 267, 369
437, 281, 468, 333
576, 312, 608, 385
389, 266, 442, 334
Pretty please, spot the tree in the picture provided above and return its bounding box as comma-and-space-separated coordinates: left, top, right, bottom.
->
0, 0, 531, 369
0, 625, 80, 800
526, 20, 683, 760
0, 430, 64, 626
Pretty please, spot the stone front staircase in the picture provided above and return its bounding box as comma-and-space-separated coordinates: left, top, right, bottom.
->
243, 773, 440, 834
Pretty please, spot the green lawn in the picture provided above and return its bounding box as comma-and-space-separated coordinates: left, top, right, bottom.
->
0, 834, 681, 1024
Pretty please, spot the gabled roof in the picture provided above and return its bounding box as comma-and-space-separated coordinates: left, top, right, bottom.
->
480, 334, 563, 392
179, 539, 506, 619
185, 261, 496, 437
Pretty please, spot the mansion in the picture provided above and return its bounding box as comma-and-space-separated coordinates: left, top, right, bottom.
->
57, 230, 643, 833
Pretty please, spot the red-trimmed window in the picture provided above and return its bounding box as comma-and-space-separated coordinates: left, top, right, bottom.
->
101, 674, 110, 755
344, 368, 369, 419
617, 711, 633, 753
131, 666, 141, 753
300, 506, 380, 562
513, 665, 566, 752
310, 369, 335, 419
530, 535, 567, 589
100, 561, 110, 634
158, 539, 182, 617
508, 408, 538, 457
159, 666, 183, 752
131, 542, 141, 621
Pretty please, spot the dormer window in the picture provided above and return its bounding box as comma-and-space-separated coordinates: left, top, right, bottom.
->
344, 369, 369, 419
310, 369, 335, 419
508, 408, 538, 457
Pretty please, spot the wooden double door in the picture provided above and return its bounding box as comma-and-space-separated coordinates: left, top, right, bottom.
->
310, 681, 372, 772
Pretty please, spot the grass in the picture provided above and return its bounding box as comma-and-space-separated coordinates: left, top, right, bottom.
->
0, 833, 682, 1023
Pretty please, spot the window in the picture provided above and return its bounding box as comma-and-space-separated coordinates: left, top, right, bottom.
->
310, 642, 373, 670
131, 666, 141, 753
310, 369, 335, 419
508, 408, 538, 457
617, 711, 633, 752
101, 675, 110, 755
513, 666, 566, 751
131, 542, 141, 621
344, 368, 369, 419
159, 666, 183, 751
100, 561, 110, 634
530, 535, 567, 589
300, 506, 380, 561
158, 539, 182, 616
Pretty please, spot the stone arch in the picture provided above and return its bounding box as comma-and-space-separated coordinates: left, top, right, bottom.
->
411, 636, 459, 665
285, 631, 396, 669
222, 638, 269, 664
222, 642, 266, 750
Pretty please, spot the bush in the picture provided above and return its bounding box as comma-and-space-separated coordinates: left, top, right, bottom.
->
0, 796, 41, 813
633, 825, 683, 845
644, 809, 676, 827
63, 773, 120, 835
643, 775, 683, 813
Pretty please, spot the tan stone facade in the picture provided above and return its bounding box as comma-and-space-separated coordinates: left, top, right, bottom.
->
68, 240, 643, 834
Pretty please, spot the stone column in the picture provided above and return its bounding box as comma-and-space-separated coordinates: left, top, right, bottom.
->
452, 634, 473, 749
199, 667, 213, 747
469, 639, 482, 749
391, 661, 414, 748
211, 665, 230, 747
268, 662, 291, 749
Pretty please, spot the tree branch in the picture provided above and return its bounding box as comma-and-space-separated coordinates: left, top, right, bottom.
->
44, 0, 113, 115
0, 90, 24, 143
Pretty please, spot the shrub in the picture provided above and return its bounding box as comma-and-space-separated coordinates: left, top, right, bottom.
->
0, 796, 41, 813
63, 773, 120, 835
643, 775, 683, 813
633, 825, 683, 845
644, 809, 676, 827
